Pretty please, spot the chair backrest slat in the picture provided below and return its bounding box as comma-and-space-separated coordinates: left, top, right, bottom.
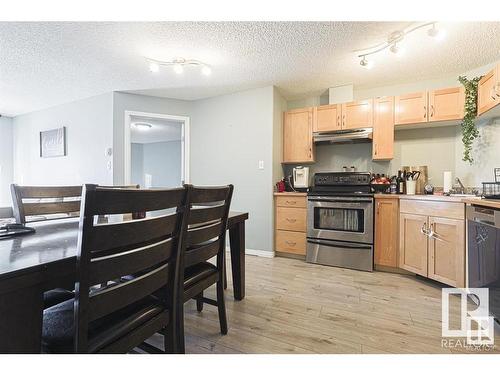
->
11, 184, 82, 224
88, 263, 170, 321
184, 240, 219, 268
92, 188, 185, 215
188, 205, 226, 225
189, 187, 230, 205
23, 200, 81, 216
89, 238, 174, 285
186, 221, 224, 247
74, 184, 187, 352
88, 213, 178, 255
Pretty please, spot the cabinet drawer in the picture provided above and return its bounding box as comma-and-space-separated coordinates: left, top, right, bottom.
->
275, 230, 306, 255
276, 207, 307, 232
400, 199, 464, 220
276, 195, 307, 208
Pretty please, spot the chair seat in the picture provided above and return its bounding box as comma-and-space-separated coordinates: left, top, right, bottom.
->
184, 262, 218, 288
42, 295, 166, 353
43, 288, 75, 309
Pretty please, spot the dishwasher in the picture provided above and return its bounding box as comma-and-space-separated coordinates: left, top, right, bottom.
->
467, 205, 500, 324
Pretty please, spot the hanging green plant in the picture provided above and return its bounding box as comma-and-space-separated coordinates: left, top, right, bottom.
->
458, 75, 482, 164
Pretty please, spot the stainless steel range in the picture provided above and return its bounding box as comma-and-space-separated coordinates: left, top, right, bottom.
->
306, 172, 374, 271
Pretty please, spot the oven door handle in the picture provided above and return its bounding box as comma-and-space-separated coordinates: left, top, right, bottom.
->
307, 239, 372, 250
308, 198, 373, 204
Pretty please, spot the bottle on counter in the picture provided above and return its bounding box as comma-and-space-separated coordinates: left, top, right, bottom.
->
397, 170, 405, 194
390, 176, 398, 194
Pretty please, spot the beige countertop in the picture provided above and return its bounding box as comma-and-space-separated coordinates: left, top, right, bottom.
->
462, 198, 500, 209
273, 192, 307, 197
374, 194, 481, 203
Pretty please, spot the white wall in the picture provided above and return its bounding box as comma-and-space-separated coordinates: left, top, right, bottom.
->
112, 92, 192, 185
131, 141, 182, 188
12, 93, 114, 186
190, 86, 275, 253
0, 116, 13, 206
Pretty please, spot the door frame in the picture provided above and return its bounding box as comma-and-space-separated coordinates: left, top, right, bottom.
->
123, 110, 190, 186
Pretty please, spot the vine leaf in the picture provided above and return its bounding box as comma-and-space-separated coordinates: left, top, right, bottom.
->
458, 75, 482, 164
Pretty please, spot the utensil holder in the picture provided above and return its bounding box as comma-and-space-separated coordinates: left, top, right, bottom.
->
406, 180, 417, 195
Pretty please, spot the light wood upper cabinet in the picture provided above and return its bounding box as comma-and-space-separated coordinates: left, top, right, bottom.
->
341, 99, 373, 130
399, 212, 428, 276
374, 198, 399, 267
428, 87, 465, 122
427, 217, 465, 287
395, 92, 428, 125
372, 96, 394, 160
477, 63, 500, 116
283, 108, 314, 163
313, 104, 341, 132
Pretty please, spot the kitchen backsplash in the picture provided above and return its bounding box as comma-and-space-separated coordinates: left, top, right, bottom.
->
282, 120, 500, 189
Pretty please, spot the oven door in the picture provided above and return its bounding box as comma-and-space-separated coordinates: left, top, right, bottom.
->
307, 196, 373, 244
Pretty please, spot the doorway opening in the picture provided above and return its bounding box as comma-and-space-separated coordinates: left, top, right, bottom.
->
124, 111, 190, 188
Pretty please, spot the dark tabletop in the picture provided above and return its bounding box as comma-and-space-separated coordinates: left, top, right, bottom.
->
0, 211, 248, 281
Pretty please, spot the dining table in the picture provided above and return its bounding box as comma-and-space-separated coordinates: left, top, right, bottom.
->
0, 211, 248, 353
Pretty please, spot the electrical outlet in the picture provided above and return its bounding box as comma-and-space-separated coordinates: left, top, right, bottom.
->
258, 160, 264, 170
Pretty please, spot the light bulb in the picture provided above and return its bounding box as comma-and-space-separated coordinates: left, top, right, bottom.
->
201, 66, 212, 76
389, 43, 404, 56
428, 24, 445, 41
173, 64, 184, 74
133, 122, 152, 131
149, 62, 159, 73
360, 57, 374, 69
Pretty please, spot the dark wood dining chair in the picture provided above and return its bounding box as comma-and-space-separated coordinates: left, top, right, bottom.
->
10, 184, 83, 308
176, 184, 234, 353
10, 184, 83, 225
41, 184, 187, 353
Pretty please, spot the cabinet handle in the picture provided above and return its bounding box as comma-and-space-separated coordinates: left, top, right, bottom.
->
423, 106, 427, 118
285, 240, 297, 246
430, 105, 434, 117
342, 114, 346, 128
374, 144, 378, 156
337, 115, 340, 127
376, 201, 380, 214
429, 223, 449, 243
420, 223, 429, 236
285, 218, 297, 223
285, 200, 297, 205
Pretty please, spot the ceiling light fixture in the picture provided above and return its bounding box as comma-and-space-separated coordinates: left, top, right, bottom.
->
145, 57, 211, 76
359, 56, 374, 69
355, 22, 446, 68
133, 122, 152, 131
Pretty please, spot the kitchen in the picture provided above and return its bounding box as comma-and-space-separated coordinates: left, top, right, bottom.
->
274, 59, 500, 326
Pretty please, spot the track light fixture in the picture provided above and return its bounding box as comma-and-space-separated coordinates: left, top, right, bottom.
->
145, 57, 212, 76
356, 22, 445, 68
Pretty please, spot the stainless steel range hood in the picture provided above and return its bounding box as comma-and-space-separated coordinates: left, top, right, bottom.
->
313, 128, 373, 144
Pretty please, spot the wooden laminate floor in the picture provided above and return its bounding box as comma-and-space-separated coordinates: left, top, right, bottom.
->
149, 255, 500, 354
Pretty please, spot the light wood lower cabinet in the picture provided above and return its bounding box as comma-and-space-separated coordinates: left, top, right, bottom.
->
374, 198, 399, 267
399, 213, 428, 276
399, 199, 465, 287
274, 194, 307, 256
427, 216, 465, 287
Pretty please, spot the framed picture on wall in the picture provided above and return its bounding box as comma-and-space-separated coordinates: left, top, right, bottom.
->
40, 127, 66, 158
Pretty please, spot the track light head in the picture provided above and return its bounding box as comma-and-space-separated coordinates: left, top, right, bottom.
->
360, 56, 373, 69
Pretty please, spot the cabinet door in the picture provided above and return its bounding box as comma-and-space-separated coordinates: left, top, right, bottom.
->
395, 92, 428, 125
283, 108, 314, 163
372, 96, 394, 160
399, 213, 428, 276
428, 217, 465, 287
477, 65, 499, 116
428, 87, 465, 122
374, 198, 399, 267
341, 99, 373, 130
313, 105, 341, 132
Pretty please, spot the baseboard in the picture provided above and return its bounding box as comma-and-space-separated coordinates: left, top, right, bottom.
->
226, 247, 275, 258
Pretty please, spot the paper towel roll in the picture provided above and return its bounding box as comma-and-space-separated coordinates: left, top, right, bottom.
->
443, 171, 452, 193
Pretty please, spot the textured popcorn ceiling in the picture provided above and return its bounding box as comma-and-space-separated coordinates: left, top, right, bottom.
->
1, 22, 500, 116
